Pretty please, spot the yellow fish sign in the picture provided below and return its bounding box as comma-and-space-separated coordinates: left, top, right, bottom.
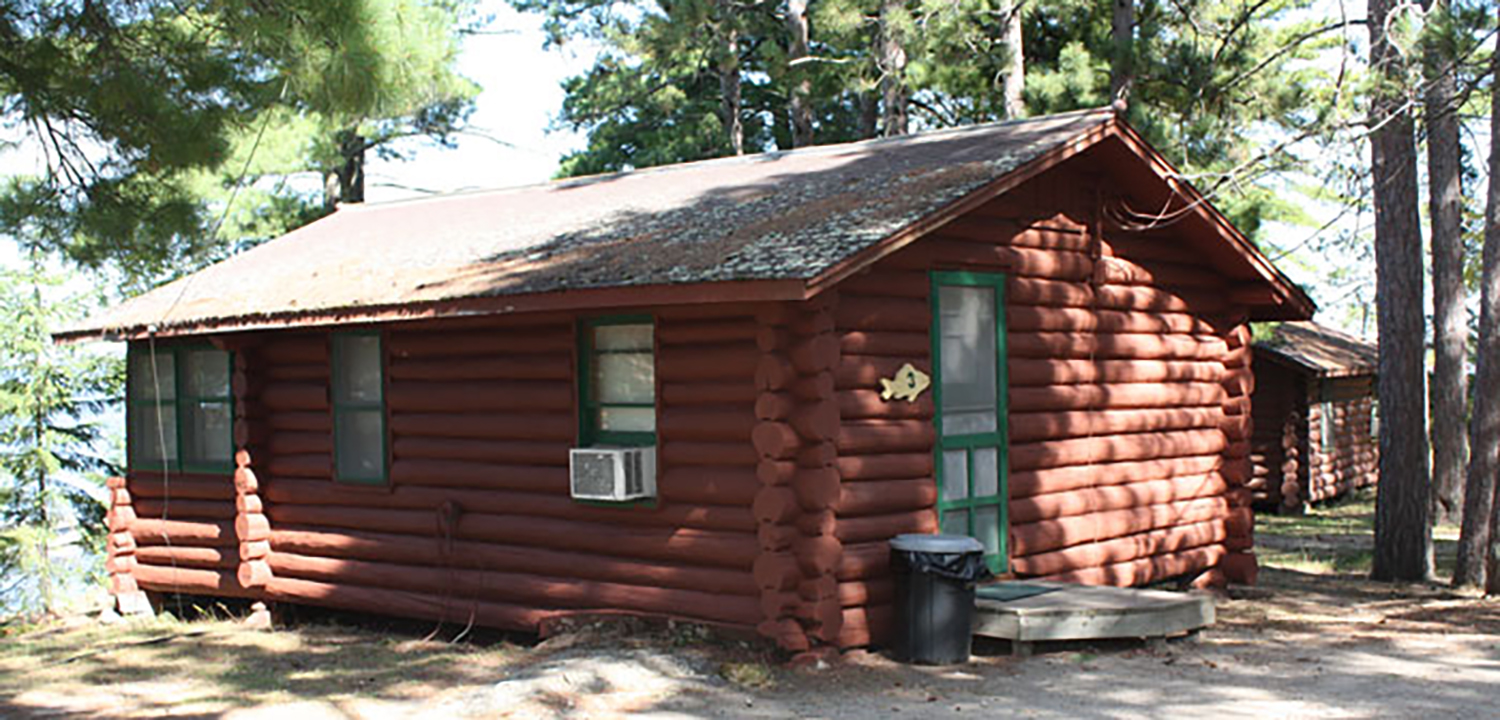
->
880, 363, 931, 403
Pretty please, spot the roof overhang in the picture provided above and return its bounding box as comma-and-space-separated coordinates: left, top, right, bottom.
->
57, 114, 1313, 343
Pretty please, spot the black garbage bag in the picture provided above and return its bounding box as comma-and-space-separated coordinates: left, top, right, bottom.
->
888, 534, 990, 664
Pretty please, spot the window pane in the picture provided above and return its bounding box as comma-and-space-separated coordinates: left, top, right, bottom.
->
595, 352, 654, 404
975, 505, 1002, 557
336, 410, 385, 480
973, 447, 999, 498
182, 401, 232, 466
183, 349, 230, 398
939, 285, 996, 434
941, 509, 969, 537
942, 450, 969, 502
334, 335, 383, 404
131, 404, 177, 465
599, 406, 655, 433
595, 323, 652, 351
129, 351, 175, 401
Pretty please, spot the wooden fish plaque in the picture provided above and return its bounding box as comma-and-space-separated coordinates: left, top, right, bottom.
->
879, 363, 931, 403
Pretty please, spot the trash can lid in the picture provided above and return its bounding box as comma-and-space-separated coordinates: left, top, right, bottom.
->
889, 534, 984, 554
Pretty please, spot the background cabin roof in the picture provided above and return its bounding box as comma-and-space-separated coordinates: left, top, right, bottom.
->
60, 107, 1313, 341
1255, 321, 1378, 378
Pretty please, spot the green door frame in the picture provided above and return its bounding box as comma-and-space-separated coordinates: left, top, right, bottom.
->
930, 270, 1009, 573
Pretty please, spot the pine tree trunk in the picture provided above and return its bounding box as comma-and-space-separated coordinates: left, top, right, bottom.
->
1110, 0, 1133, 107
786, 0, 814, 147
1002, 0, 1025, 119
324, 130, 366, 210
877, 0, 908, 137
859, 91, 879, 140
718, 0, 744, 156
1455, 19, 1500, 591
1368, 0, 1433, 583
1426, 0, 1467, 527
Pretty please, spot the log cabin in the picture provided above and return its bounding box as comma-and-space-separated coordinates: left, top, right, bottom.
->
1248, 322, 1378, 514
62, 108, 1314, 653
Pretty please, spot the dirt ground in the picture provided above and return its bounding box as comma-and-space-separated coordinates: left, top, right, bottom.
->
3, 492, 1497, 719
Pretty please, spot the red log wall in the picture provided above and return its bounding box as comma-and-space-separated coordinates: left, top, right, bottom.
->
1248, 359, 1378, 513
831, 165, 1247, 648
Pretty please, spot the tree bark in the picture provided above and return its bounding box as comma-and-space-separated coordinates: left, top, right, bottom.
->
877, 0, 908, 137
785, 0, 814, 147
718, 0, 744, 156
1368, 0, 1433, 583
1109, 0, 1134, 108
1002, 0, 1025, 119
324, 130, 366, 210
1455, 17, 1500, 591
1425, 0, 1467, 527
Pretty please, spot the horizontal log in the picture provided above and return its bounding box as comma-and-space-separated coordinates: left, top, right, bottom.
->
905, 240, 1096, 281
263, 363, 327, 382
835, 541, 891, 581
837, 355, 924, 390
1009, 455, 1224, 497
835, 479, 937, 517
656, 319, 758, 346
837, 578, 894, 608
1010, 407, 1223, 443
1009, 358, 1223, 387
1038, 544, 1227, 587
132, 499, 236, 521
793, 467, 841, 512
389, 460, 568, 493
1010, 383, 1225, 412
659, 467, 760, 507
1010, 497, 1229, 556
661, 441, 757, 467
659, 407, 756, 442
134, 563, 255, 597
1009, 332, 1228, 361
272, 526, 758, 596
268, 432, 332, 456
657, 344, 760, 382
1095, 255, 1222, 289
1011, 519, 1228, 577
132, 545, 239, 569
262, 477, 756, 532
835, 511, 938, 544
130, 518, 236, 547
392, 437, 569, 466
836, 295, 929, 332
662, 382, 757, 406
267, 411, 331, 433
1010, 430, 1228, 471
389, 412, 574, 442
257, 338, 328, 365
127, 473, 235, 500
1007, 306, 1214, 335
265, 506, 760, 569
264, 576, 549, 631
387, 381, 572, 414
1011, 474, 1229, 524
260, 383, 328, 412
837, 420, 935, 455
267, 552, 761, 626
840, 331, 930, 358
838, 390, 933, 421
388, 355, 571, 382
388, 329, 571, 358
266, 454, 332, 480
836, 453, 933, 481
838, 270, 928, 298
937, 221, 1091, 251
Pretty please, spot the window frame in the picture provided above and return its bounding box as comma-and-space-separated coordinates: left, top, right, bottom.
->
331, 330, 390, 485
577, 315, 658, 448
126, 343, 236, 474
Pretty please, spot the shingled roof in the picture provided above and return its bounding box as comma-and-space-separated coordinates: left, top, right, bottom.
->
1255, 322, 1378, 378
60, 107, 1312, 341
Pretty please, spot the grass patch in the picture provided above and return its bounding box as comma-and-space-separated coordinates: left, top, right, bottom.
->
1257, 490, 1377, 575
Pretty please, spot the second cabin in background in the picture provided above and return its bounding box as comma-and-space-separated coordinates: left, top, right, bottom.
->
64, 108, 1314, 654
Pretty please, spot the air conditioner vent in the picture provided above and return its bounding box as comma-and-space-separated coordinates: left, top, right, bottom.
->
569, 446, 657, 502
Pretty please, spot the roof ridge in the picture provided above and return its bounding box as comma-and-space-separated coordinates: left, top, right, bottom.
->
344, 107, 1117, 212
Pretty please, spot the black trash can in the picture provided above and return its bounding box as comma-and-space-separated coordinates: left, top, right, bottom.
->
889, 534, 990, 664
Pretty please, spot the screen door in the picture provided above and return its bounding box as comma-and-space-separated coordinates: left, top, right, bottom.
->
931, 271, 1008, 573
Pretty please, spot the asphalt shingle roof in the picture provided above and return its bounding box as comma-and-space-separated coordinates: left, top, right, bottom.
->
1256, 321, 1378, 377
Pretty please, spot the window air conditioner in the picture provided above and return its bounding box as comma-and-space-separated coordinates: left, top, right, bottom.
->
569, 446, 657, 501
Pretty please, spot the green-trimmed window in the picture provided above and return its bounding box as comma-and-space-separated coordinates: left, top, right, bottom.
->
579, 317, 656, 446
332, 332, 387, 484
127, 345, 233, 472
